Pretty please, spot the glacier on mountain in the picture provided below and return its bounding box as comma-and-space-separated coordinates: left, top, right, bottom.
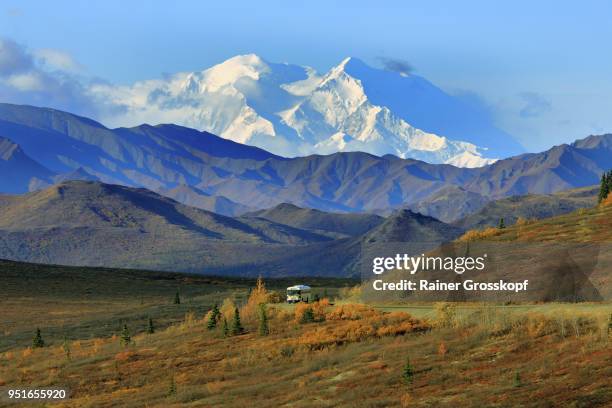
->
91, 54, 521, 167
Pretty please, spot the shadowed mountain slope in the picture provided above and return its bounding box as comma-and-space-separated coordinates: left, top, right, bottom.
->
245, 203, 384, 237
454, 186, 599, 230
157, 184, 252, 217
0, 136, 56, 193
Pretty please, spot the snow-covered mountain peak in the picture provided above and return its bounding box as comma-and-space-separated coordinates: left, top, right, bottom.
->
182, 53, 270, 94
94, 55, 523, 167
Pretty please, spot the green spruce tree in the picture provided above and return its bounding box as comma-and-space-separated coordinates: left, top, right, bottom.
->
599, 171, 611, 203
300, 306, 315, 323
402, 357, 414, 384
120, 324, 131, 346
167, 374, 177, 396
222, 317, 229, 337
258, 303, 269, 336
207, 303, 220, 330
513, 371, 522, 387
498, 217, 506, 229
230, 307, 244, 336
62, 335, 71, 360
147, 317, 155, 334
173, 290, 181, 305
32, 328, 44, 348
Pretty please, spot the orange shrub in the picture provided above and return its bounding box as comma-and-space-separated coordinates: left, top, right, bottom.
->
326, 304, 380, 321
311, 299, 330, 321
438, 342, 447, 356
458, 227, 501, 242
294, 303, 314, 323
114, 351, 137, 362
298, 310, 429, 350
602, 195, 612, 206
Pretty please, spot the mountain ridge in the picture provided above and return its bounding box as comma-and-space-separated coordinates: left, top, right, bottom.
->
91, 54, 522, 165
0, 180, 462, 277
1, 104, 611, 222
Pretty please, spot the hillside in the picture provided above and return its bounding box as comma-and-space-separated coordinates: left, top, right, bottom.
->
0, 181, 343, 275
245, 203, 384, 237
0, 136, 55, 193
450, 199, 612, 301
462, 197, 612, 244
1, 104, 612, 216
158, 184, 252, 217
0, 181, 480, 278
454, 186, 598, 230
407, 185, 489, 222
365, 209, 463, 243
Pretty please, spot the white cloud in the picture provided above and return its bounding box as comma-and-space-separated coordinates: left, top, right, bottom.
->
5, 72, 46, 91
0, 37, 101, 116
34, 48, 83, 73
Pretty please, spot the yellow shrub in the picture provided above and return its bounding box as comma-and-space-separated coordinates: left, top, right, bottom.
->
268, 306, 292, 322
515, 217, 537, 226
220, 297, 236, 321
458, 227, 501, 242
326, 304, 379, 321
241, 276, 270, 323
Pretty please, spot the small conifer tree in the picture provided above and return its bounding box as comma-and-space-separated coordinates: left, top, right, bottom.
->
222, 317, 229, 337
313, 293, 320, 302
32, 328, 44, 348
599, 171, 611, 203
120, 324, 131, 346
173, 290, 181, 305
513, 371, 522, 387
62, 335, 71, 360
402, 357, 414, 384
147, 317, 155, 334
300, 306, 315, 323
207, 303, 220, 330
231, 307, 244, 335
498, 218, 506, 229
258, 303, 269, 336
167, 374, 177, 396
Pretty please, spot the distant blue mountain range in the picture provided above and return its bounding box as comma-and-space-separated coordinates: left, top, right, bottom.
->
1, 103, 611, 221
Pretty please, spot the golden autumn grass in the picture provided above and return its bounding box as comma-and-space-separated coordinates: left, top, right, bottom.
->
1, 287, 610, 407
458, 196, 612, 243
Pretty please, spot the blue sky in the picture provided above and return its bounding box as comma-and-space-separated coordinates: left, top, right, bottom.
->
1, 0, 611, 151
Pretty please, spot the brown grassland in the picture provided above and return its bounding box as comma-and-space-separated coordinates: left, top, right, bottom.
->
0, 269, 610, 407
1, 199, 612, 407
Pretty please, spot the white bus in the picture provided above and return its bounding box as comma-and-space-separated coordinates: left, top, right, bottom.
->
286, 284, 311, 303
